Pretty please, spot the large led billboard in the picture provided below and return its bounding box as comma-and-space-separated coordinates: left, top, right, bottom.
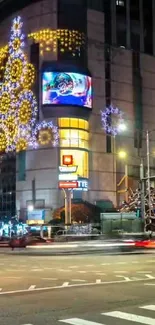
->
42, 72, 92, 108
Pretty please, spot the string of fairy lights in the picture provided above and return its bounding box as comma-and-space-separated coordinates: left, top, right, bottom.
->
0, 16, 58, 153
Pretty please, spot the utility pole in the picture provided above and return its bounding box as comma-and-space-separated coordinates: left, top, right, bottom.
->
146, 130, 152, 220
140, 159, 145, 219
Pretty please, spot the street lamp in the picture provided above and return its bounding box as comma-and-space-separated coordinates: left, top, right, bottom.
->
117, 122, 127, 132
118, 150, 127, 159
27, 205, 34, 212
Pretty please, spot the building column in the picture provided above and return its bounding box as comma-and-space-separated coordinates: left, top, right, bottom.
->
126, 0, 131, 49
111, 0, 117, 45
139, 0, 144, 53
152, 0, 155, 55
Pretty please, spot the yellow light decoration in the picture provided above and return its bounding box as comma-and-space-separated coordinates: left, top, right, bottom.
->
0, 29, 85, 60
12, 38, 21, 51
0, 130, 6, 152
0, 92, 11, 114
8, 58, 23, 83
28, 29, 85, 57
38, 129, 53, 146
19, 99, 32, 125
16, 138, 28, 152
0, 46, 8, 65
5, 116, 18, 139
22, 63, 35, 89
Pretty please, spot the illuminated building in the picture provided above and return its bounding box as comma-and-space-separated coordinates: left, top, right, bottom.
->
0, 0, 155, 220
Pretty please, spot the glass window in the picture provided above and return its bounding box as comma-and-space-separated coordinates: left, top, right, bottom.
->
84, 120, 89, 130
60, 149, 89, 178
59, 129, 70, 147
70, 130, 79, 147
59, 129, 89, 149
58, 118, 89, 130
70, 118, 78, 128
59, 118, 70, 127
79, 119, 85, 129
87, 0, 104, 11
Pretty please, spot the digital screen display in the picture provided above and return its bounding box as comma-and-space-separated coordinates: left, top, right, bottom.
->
42, 72, 92, 108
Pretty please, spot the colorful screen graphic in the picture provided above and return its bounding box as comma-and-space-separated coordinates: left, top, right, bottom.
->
42, 72, 92, 108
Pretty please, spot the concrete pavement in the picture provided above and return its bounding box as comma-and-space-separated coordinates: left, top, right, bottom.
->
0, 253, 155, 324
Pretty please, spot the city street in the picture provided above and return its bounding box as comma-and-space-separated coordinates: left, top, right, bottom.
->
0, 252, 155, 324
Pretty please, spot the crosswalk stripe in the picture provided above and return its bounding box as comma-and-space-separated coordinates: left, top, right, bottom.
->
141, 305, 155, 311
102, 311, 155, 324
60, 318, 105, 325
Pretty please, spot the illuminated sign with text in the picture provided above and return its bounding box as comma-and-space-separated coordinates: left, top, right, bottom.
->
59, 166, 77, 173
58, 181, 78, 189
58, 173, 78, 181
62, 155, 73, 166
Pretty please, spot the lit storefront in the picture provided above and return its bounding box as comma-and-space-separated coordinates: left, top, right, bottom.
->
59, 118, 89, 182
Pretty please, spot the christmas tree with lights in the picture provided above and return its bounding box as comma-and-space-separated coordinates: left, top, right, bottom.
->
0, 16, 58, 153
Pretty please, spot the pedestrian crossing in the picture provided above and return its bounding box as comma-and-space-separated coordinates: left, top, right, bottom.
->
59, 304, 155, 325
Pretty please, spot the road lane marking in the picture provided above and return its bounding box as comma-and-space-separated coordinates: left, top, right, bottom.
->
41, 278, 58, 280
0, 276, 153, 295
116, 262, 127, 264
69, 266, 78, 269
60, 318, 104, 325
96, 279, 101, 283
144, 283, 155, 286
78, 271, 87, 273
28, 285, 36, 290
31, 269, 43, 272
102, 311, 155, 324
141, 305, 155, 311
101, 263, 110, 265
132, 261, 139, 264
96, 273, 106, 275
145, 274, 155, 279
116, 275, 131, 281
62, 282, 69, 287
85, 265, 94, 267
114, 271, 128, 273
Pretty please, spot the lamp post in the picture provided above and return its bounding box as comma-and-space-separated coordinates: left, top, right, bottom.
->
117, 150, 129, 203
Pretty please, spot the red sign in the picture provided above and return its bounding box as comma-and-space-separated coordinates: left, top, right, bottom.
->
62, 155, 73, 166
58, 181, 78, 189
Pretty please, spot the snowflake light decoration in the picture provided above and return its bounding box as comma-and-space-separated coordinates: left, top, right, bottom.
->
101, 105, 124, 136
0, 16, 58, 153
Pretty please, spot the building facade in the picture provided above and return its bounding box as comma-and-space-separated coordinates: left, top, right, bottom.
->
0, 0, 154, 220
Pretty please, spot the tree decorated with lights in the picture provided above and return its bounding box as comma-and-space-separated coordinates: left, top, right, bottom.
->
120, 186, 155, 218
0, 16, 58, 153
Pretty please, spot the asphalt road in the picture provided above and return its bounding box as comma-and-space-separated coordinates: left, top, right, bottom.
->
0, 252, 155, 324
